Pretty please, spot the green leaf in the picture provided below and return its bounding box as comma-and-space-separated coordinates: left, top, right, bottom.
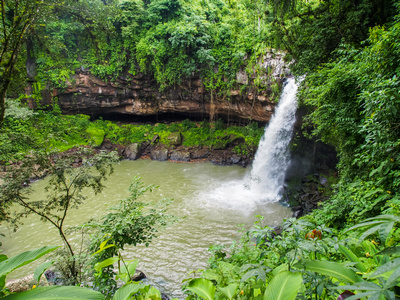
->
384, 266, 400, 289
271, 263, 288, 276
305, 260, 361, 284
0, 275, 6, 290
378, 222, 394, 245
344, 220, 385, 234
370, 257, 400, 278
94, 256, 119, 272
146, 286, 162, 300
119, 259, 139, 278
34, 261, 54, 285
241, 267, 266, 283
263, 271, 302, 300
186, 278, 215, 300
112, 283, 145, 300
338, 245, 367, 272
202, 269, 222, 282
0, 246, 59, 278
218, 283, 238, 300
376, 246, 400, 256
344, 291, 381, 300
358, 224, 383, 244
364, 215, 400, 223
329, 281, 382, 291
1, 286, 104, 299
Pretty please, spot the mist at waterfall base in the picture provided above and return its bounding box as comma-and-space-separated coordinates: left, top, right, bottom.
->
199, 77, 300, 213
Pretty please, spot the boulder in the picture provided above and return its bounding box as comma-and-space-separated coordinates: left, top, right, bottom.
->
229, 154, 241, 164
191, 148, 211, 159
124, 143, 141, 160
170, 151, 190, 162
150, 148, 169, 161
131, 270, 146, 281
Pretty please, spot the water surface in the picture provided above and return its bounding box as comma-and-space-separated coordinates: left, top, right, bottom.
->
0, 159, 291, 297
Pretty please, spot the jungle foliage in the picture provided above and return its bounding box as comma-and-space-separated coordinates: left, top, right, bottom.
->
185, 0, 400, 299
1, 0, 276, 105
1, 0, 400, 299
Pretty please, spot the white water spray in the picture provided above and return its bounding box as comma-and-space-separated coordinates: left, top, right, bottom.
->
246, 77, 300, 201
199, 77, 301, 212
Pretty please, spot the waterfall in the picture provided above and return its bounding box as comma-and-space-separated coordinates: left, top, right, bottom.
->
199, 77, 301, 212
246, 77, 300, 202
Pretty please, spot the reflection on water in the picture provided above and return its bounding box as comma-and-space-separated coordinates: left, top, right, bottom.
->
0, 159, 291, 298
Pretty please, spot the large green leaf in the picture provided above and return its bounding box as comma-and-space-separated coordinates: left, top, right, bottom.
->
271, 263, 288, 276
1, 286, 103, 299
113, 283, 146, 300
384, 266, 400, 289
241, 267, 266, 283
0, 246, 59, 278
370, 257, 400, 278
94, 256, 119, 272
218, 283, 238, 300
338, 245, 367, 272
186, 278, 215, 300
376, 246, 400, 256
305, 260, 361, 284
145, 286, 162, 300
33, 261, 54, 285
120, 259, 139, 278
263, 271, 302, 300
202, 269, 222, 283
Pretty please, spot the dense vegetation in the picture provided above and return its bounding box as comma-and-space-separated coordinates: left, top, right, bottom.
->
189, 1, 400, 299
1, 0, 400, 299
0, 101, 264, 163
0, 0, 278, 121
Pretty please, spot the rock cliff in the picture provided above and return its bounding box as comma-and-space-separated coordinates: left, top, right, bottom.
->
33, 52, 290, 123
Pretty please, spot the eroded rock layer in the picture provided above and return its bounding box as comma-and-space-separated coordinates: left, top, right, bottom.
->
33, 52, 289, 123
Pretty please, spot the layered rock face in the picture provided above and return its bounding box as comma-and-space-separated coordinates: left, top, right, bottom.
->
46, 52, 289, 123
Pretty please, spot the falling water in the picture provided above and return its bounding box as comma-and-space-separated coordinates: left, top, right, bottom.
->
247, 76, 300, 201
200, 77, 300, 211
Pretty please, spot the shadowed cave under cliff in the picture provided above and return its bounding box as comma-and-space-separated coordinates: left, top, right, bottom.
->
89, 111, 266, 127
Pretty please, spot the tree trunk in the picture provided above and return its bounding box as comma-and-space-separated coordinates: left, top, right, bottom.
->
0, 78, 10, 126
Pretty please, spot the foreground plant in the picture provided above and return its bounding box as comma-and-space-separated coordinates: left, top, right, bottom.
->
0, 246, 104, 299
77, 177, 177, 296
185, 212, 400, 300
0, 148, 119, 284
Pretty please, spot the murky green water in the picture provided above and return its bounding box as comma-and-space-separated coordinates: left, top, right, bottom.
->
0, 159, 291, 298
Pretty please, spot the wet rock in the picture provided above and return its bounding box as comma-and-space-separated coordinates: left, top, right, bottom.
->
5, 276, 33, 293
292, 206, 303, 218
229, 154, 241, 164
131, 270, 146, 281
170, 151, 190, 162
319, 176, 328, 185
210, 157, 225, 165
125, 143, 141, 160
44, 270, 63, 285
150, 148, 169, 161
191, 148, 211, 159
161, 294, 170, 300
